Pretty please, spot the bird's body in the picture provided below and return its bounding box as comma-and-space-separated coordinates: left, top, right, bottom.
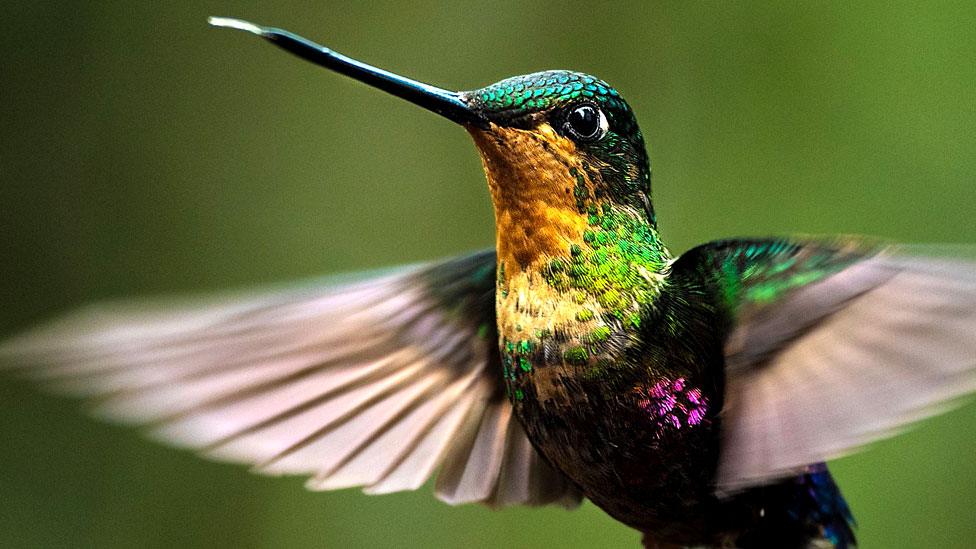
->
490, 233, 861, 547
469, 73, 859, 546
2, 18, 974, 549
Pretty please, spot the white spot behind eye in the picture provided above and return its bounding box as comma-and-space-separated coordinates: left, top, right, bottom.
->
596, 108, 609, 139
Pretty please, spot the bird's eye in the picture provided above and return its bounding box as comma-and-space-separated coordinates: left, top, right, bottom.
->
564, 103, 608, 142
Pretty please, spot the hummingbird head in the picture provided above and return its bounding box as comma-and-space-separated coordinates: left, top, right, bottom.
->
463, 71, 650, 216
210, 18, 659, 275
461, 72, 652, 270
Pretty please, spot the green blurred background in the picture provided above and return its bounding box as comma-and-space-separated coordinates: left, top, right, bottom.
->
1, 2, 974, 548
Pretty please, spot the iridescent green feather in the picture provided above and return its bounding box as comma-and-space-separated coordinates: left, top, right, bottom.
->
672, 237, 881, 319
472, 71, 625, 117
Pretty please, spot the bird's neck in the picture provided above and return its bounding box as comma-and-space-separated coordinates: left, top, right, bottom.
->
471, 123, 666, 280
493, 199, 670, 342
490, 198, 669, 402
470, 123, 669, 370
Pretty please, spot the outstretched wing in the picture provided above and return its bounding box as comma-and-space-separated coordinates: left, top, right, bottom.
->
0, 250, 581, 509
670, 238, 976, 493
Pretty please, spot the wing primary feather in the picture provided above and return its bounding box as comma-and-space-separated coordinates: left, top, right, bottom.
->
52, 331, 389, 402
359, 372, 483, 489
435, 399, 512, 504
305, 370, 452, 486
150, 351, 413, 449
364, 387, 484, 495
12, 280, 397, 380
81, 288, 442, 406
306, 368, 481, 490
486, 420, 535, 507
251, 359, 432, 471
89, 341, 405, 425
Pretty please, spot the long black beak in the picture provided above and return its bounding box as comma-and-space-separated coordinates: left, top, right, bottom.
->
208, 17, 487, 128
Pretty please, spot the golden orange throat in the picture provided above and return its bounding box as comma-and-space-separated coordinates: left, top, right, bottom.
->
469, 122, 593, 274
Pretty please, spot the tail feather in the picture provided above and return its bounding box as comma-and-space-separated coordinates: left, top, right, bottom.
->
731, 463, 855, 549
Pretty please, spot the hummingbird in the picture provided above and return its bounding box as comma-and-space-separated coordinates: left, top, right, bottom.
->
2, 17, 975, 549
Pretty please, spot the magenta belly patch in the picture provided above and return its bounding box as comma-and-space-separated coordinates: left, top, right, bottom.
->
633, 377, 709, 437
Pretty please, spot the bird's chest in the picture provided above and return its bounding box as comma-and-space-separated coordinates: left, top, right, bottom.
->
494, 275, 724, 537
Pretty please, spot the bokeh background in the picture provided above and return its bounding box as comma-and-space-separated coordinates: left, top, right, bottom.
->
2, 2, 975, 548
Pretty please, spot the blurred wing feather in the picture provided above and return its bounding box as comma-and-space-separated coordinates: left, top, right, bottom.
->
719, 254, 976, 491
0, 250, 581, 508
672, 239, 976, 493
